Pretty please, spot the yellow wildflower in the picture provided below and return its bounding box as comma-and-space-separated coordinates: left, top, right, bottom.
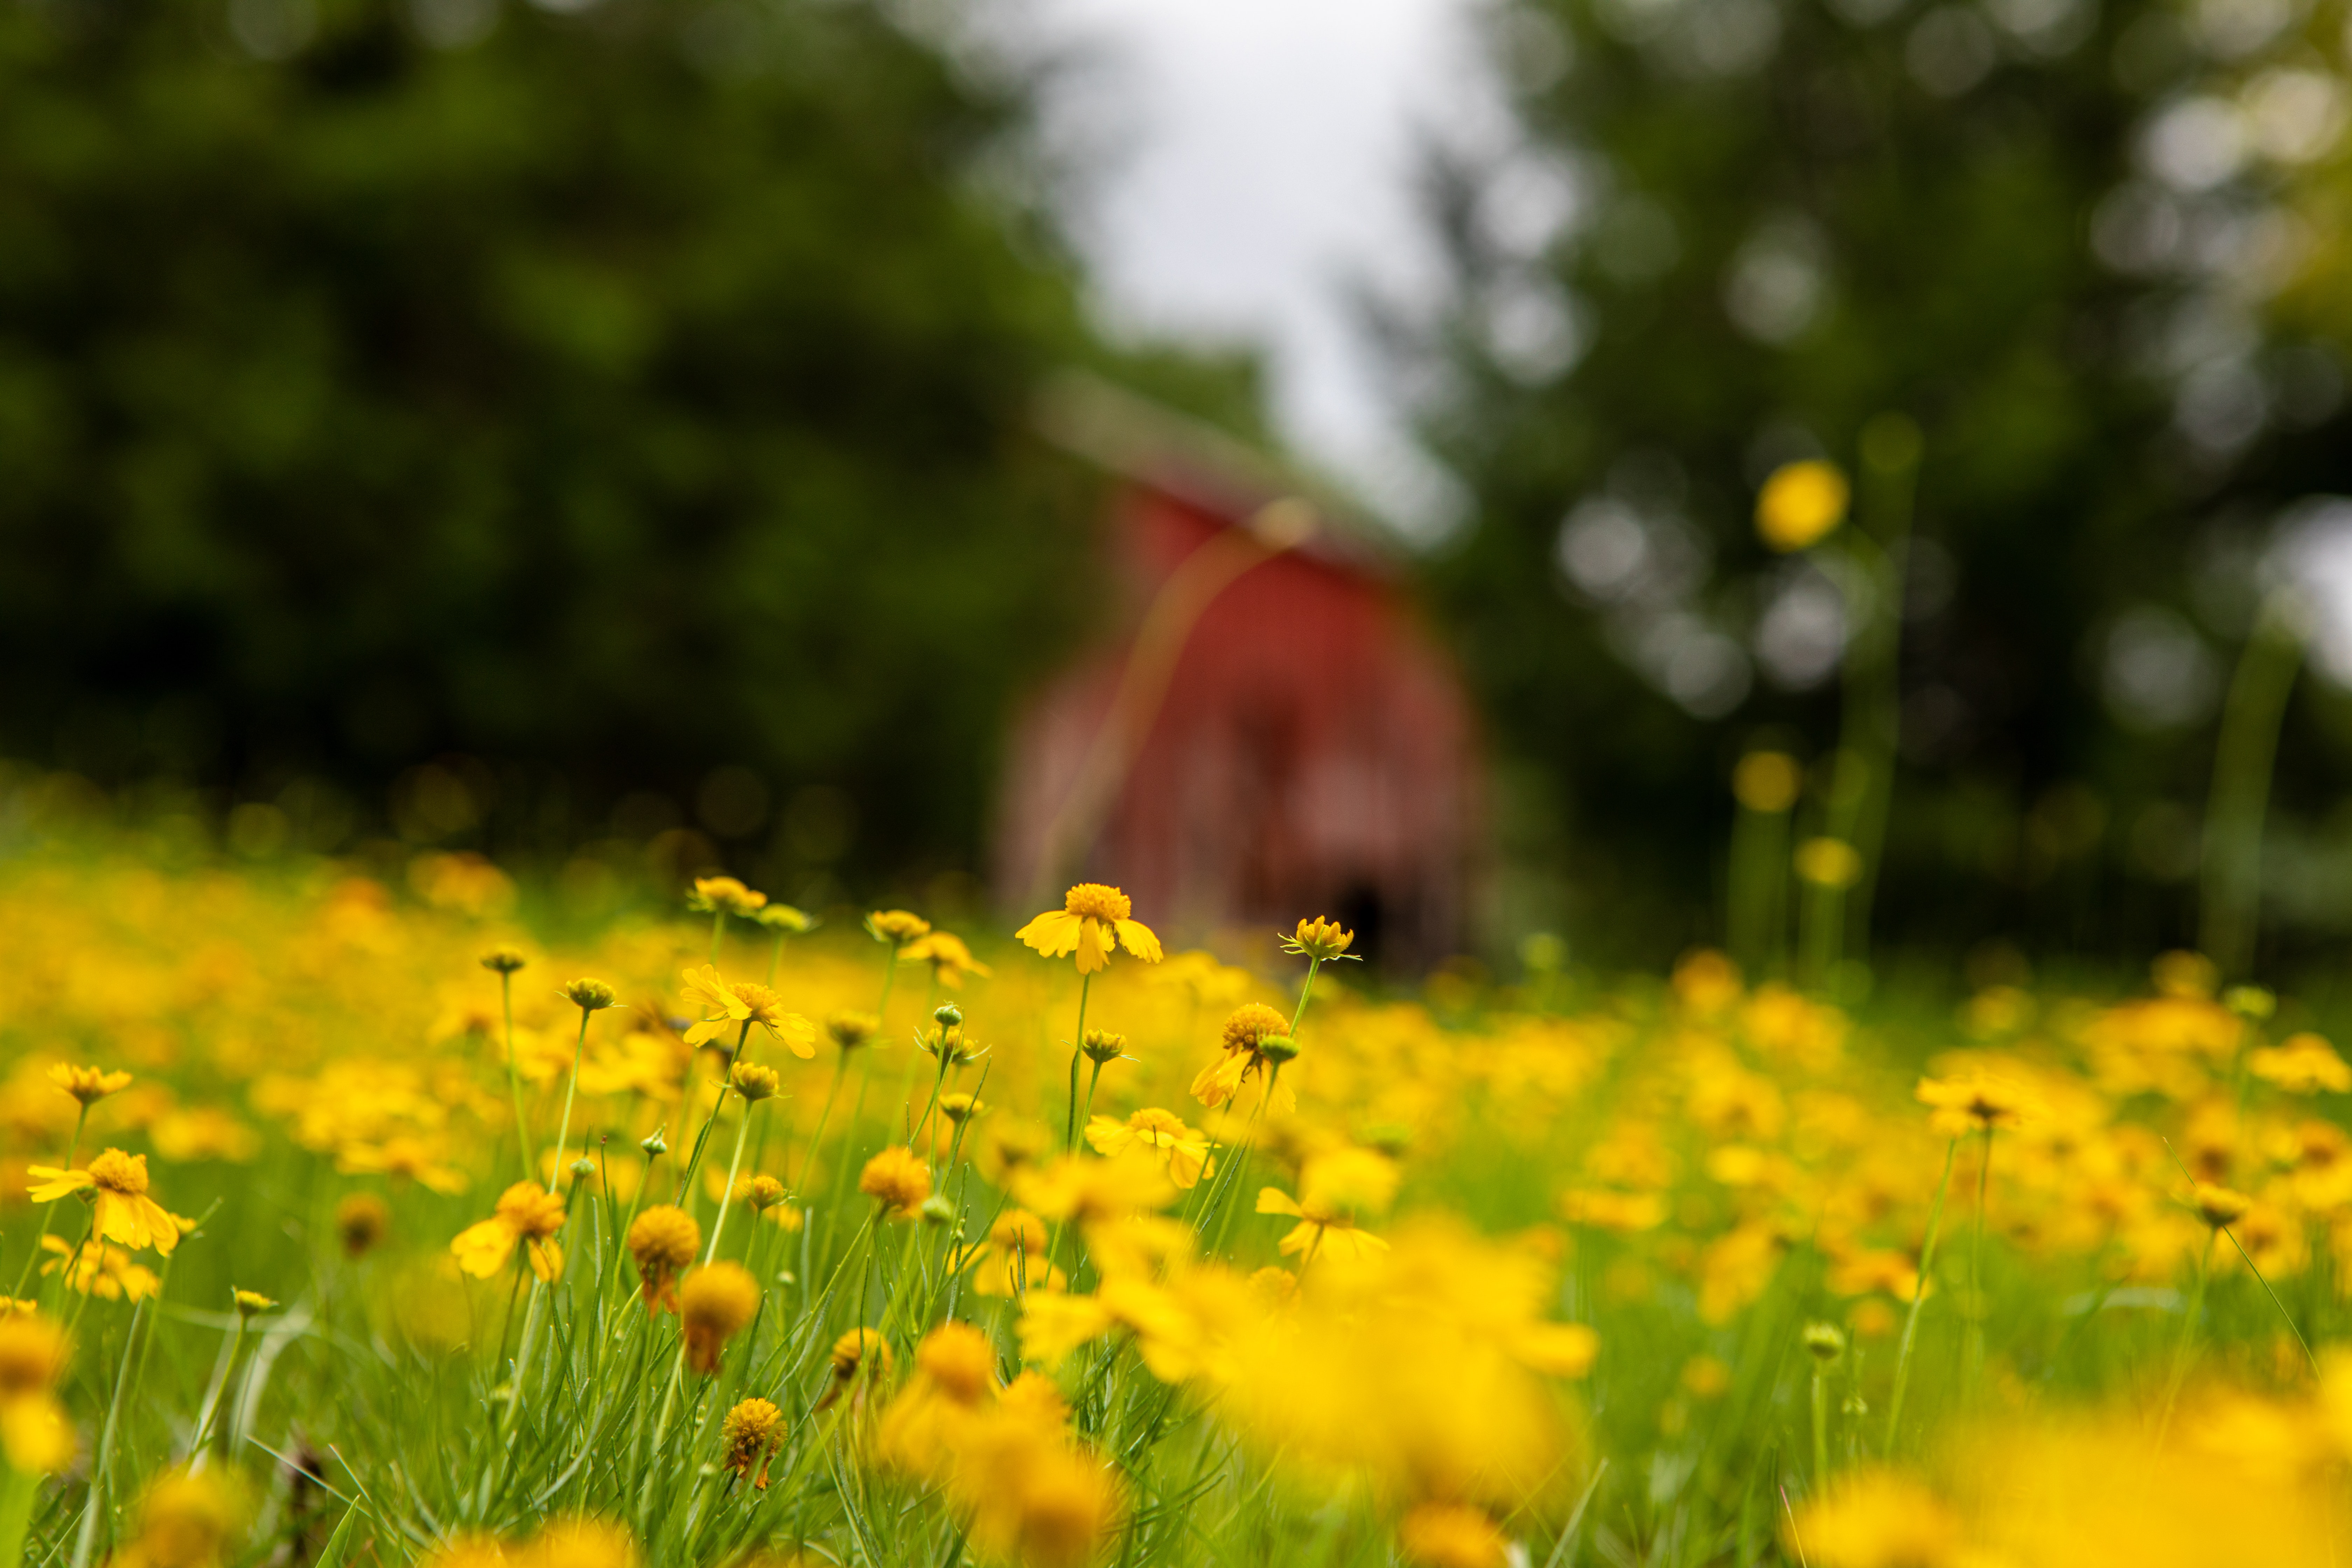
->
1915, 1073, 2032, 1135
1190, 1003, 1298, 1114
628, 1205, 701, 1315
1756, 458, 1848, 551
687, 876, 768, 917
721, 1397, 783, 1488
1398, 1502, 1511, 1568
816, 1326, 892, 1411
1281, 917, 1360, 964
450, 1181, 566, 1283
39, 1236, 161, 1302
679, 966, 814, 1058
2249, 1033, 2352, 1095
1257, 1147, 1399, 1264
865, 909, 932, 947
113, 1467, 243, 1568
47, 1064, 132, 1107
901, 930, 992, 988
1015, 883, 1163, 976
1086, 1108, 1215, 1189
1786, 1470, 1961, 1568
0, 1314, 73, 1473
860, 1146, 932, 1217
27, 1148, 179, 1255
679, 1262, 761, 1375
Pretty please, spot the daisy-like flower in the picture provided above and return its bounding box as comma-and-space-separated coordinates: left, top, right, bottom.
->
40, 1236, 161, 1302
450, 1181, 566, 1282
901, 930, 992, 989
1914, 1073, 2034, 1136
1015, 884, 1163, 976
679, 1263, 760, 1375
679, 966, 815, 1059
687, 877, 768, 918
815, 1327, 893, 1412
866, 909, 933, 948
627, 1204, 701, 1315
1086, 1108, 1215, 1189
1255, 1147, 1398, 1264
1280, 918, 1360, 965
860, 1146, 932, 1218
1189, 1004, 1298, 1114
48, 1064, 132, 1107
27, 1149, 180, 1255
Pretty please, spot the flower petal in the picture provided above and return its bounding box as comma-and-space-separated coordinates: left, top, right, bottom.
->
451, 1218, 520, 1279
1114, 919, 1164, 964
1015, 910, 1083, 958
1255, 1187, 1304, 1218
1074, 919, 1110, 975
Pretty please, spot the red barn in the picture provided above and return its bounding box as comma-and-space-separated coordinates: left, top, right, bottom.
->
996, 376, 1483, 969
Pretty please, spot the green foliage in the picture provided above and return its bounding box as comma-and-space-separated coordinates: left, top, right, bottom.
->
0, 0, 1126, 879
1418, 0, 2352, 967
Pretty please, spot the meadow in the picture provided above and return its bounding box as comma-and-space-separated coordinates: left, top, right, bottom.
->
0, 783, 2347, 1568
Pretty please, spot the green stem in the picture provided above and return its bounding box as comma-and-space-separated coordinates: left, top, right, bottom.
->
704, 1104, 759, 1264
1811, 1365, 1830, 1485
709, 909, 726, 964
1968, 1125, 1993, 1396
674, 1021, 751, 1204
547, 1006, 594, 1192
1063, 974, 1093, 1152
1883, 1136, 1959, 1458
69, 1295, 149, 1568
501, 971, 535, 1184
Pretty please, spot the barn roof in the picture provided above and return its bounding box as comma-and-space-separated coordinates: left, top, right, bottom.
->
1030, 369, 1406, 579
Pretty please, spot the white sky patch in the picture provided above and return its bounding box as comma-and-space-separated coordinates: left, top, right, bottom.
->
1013, 0, 1500, 539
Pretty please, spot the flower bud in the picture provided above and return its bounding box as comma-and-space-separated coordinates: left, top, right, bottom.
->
731, 1063, 782, 1102
934, 1003, 964, 1029
1257, 1034, 1301, 1065
1801, 1321, 1846, 1363
480, 948, 528, 975
1079, 1029, 1127, 1065
754, 904, 814, 934
562, 978, 617, 1011
233, 1289, 276, 1321
918, 1194, 956, 1226
642, 1129, 670, 1156
570, 1157, 597, 1178
939, 1093, 985, 1124
748, 1175, 788, 1211
826, 1010, 879, 1051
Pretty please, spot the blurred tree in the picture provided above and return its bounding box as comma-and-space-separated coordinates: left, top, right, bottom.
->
1411, 0, 2352, 972
0, 0, 1239, 891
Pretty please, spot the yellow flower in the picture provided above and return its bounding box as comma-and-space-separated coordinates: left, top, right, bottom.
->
232, 1289, 276, 1319
335, 1194, 390, 1257
859, 1146, 932, 1217
687, 876, 768, 917
721, 1397, 784, 1488
111, 1469, 244, 1568
1086, 1108, 1215, 1189
679, 1262, 761, 1375
1756, 458, 1849, 552
1015, 884, 1163, 976
2192, 1182, 2251, 1229
951, 1208, 1065, 1296
1281, 917, 1360, 964
28, 1148, 179, 1255
1013, 1152, 1176, 1232
1190, 1003, 1298, 1114
0, 1314, 74, 1473
865, 909, 933, 947
826, 1010, 880, 1051
1398, 1502, 1511, 1568
1256, 1148, 1399, 1264
522, 1520, 639, 1568
951, 1407, 1124, 1568
450, 1181, 566, 1282
39, 1236, 161, 1302
628, 1204, 701, 1315
1914, 1073, 2032, 1135
730, 1062, 781, 1101
47, 1064, 132, 1107
2249, 1033, 2352, 1095
679, 966, 814, 1058
901, 930, 992, 988
1786, 1469, 1962, 1568
816, 1326, 892, 1410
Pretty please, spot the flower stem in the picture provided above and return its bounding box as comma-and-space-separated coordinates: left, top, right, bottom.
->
2157, 1230, 2217, 1448
704, 1103, 759, 1264
547, 1005, 594, 1192
1064, 973, 1093, 1152
500, 969, 534, 1184
13, 1103, 87, 1299
1883, 1135, 1959, 1458
1811, 1363, 1831, 1484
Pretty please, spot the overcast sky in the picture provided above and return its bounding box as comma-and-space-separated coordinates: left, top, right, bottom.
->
1014, 0, 1502, 536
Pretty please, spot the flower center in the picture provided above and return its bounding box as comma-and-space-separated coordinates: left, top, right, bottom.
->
1064, 883, 1131, 923
89, 1150, 147, 1196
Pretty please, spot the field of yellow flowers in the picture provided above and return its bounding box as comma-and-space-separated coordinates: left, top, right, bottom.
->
5, 812, 2352, 1567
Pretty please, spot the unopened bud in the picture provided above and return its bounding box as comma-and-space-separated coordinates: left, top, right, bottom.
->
1801, 1321, 1846, 1363
642, 1129, 669, 1156
934, 1003, 963, 1029
570, 1157, 596, 1178
1258, 1034, 1301, 1065
918, 1195, 955, 1226
732, 1062, 782, 1102
1080, 1029, 1127, 1065
480, 948, 528, 975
